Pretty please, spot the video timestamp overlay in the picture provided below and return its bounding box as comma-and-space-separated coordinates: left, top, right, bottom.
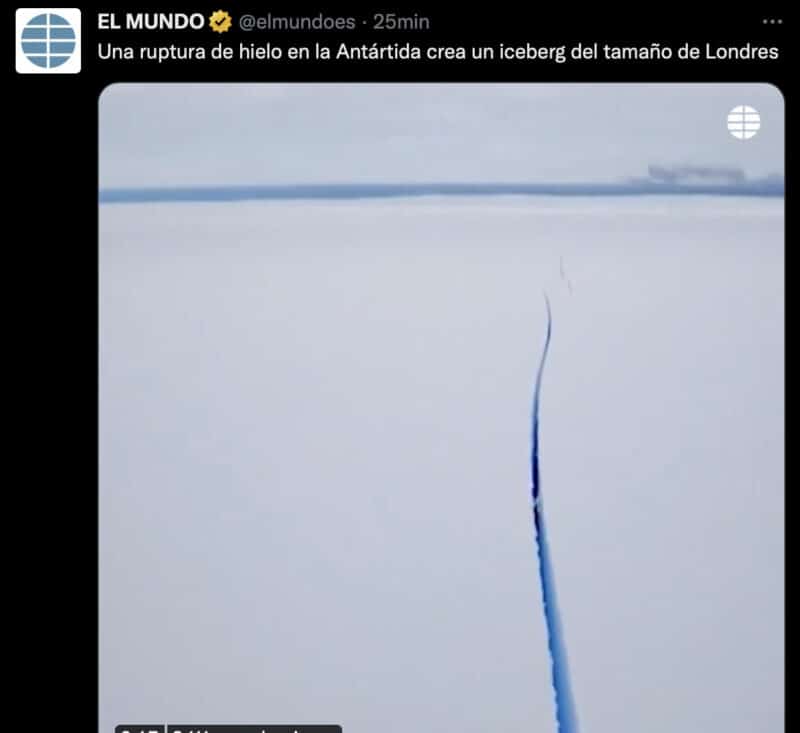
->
116, 726, 341, 733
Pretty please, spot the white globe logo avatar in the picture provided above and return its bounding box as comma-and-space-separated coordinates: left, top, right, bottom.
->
727, 105, 760, 140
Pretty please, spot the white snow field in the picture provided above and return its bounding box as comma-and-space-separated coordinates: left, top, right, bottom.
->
99, 196, 783, 733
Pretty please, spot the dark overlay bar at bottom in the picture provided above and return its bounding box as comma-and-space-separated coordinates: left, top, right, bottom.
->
115, 726, 341, 733
167, 727, 342, 733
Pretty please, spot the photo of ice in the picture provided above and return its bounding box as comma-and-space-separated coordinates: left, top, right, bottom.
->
99, 84, 784, 733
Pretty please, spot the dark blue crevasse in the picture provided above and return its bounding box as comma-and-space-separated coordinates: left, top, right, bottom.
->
531, 295, 579, 733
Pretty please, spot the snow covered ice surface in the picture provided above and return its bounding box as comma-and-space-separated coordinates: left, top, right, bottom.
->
99, 196, 784, 733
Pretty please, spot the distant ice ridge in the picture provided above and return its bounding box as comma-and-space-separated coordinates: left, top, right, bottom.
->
98, 175, 784, 204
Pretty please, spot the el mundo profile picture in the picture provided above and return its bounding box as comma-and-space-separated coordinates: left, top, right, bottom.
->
16, 8, 81, 74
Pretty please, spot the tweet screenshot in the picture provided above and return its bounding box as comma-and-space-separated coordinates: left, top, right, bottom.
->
11, 8, 786, 733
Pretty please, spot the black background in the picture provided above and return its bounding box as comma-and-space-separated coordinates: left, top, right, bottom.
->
7, 6, 787, 730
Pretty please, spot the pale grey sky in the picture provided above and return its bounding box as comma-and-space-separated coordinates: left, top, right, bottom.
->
98, 83, 784, 187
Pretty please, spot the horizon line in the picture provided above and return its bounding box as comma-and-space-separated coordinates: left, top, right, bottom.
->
99, 180, 785, 204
